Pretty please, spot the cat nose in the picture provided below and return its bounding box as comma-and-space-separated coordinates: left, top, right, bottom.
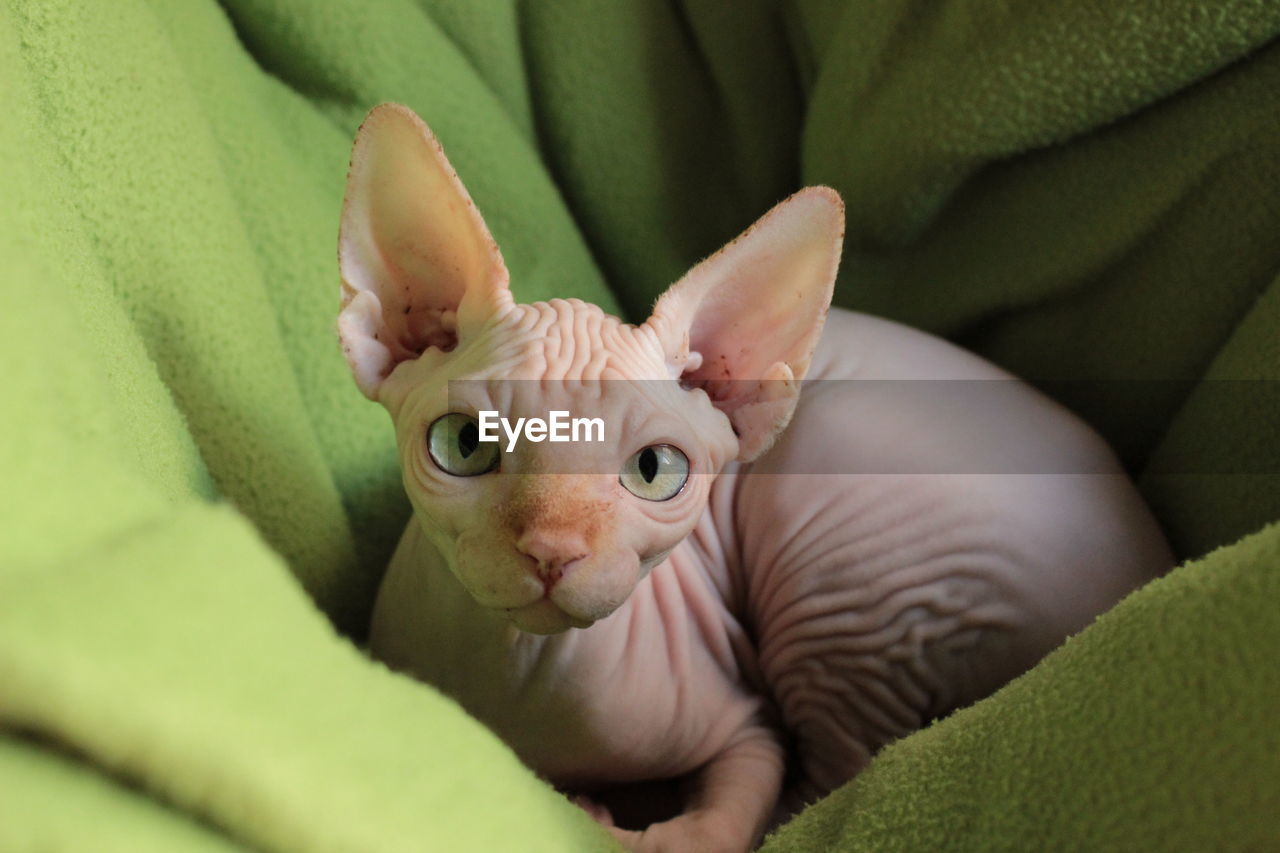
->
516, 529, 588, 588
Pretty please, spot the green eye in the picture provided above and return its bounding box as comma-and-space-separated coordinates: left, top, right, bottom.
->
620, 445, 689, 501
427, 413, 500, 476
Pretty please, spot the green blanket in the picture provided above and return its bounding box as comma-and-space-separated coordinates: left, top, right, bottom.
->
1, 1, 1277, 850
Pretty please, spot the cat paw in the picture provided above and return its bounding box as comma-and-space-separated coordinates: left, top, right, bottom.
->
605, 813, 749, 853
570, 794, 616, 828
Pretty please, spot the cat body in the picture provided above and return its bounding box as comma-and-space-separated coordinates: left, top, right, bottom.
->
342, 105, 1172, 852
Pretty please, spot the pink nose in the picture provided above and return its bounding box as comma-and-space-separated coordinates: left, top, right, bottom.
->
516, 529, 588, 588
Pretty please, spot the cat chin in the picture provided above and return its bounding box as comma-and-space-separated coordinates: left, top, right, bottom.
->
504, 597, 596, 635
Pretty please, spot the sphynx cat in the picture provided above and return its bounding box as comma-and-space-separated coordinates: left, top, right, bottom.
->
340, 104, 1172, 852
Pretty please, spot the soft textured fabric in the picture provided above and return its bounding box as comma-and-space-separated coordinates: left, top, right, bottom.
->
0, 0, 1276, 851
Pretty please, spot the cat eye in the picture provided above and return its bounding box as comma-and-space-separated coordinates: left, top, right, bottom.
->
427, 413, 500, 476
620, 445, 689, 501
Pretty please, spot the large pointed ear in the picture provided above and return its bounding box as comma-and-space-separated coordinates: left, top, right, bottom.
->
338, 103, 512, 401
645, 187, 844, 461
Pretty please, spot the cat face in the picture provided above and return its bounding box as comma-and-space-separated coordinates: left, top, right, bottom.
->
379, 303, 737, 634
338, 104, 843, 634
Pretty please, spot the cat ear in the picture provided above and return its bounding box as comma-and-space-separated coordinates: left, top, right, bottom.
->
338, 103, 512, 400
645, 188, 844, 461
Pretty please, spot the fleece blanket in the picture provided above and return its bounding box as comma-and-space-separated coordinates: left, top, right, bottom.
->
0, 0, 1277, 850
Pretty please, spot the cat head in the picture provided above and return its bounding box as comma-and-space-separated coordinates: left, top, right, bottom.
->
339, 104, 843, 634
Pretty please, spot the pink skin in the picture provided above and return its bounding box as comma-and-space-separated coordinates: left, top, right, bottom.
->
341, 105, 1173, 852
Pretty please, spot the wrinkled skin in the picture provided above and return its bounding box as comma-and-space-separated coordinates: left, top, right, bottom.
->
342, 105, 1173, 852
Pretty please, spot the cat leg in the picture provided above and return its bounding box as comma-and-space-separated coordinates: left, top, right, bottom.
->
607, 725, 785, 853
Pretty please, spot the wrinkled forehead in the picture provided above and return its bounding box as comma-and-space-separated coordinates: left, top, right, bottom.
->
465, 299, 668, 382
391, 300, 673, 422
452, 302, 716, 433
506, 298, 665, 379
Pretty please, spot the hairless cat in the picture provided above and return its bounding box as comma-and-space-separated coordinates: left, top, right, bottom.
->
340, 104, 1173, 852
